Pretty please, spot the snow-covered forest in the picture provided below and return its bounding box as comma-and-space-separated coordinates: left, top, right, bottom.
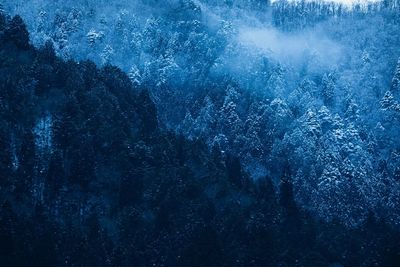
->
1, 0, 400, 266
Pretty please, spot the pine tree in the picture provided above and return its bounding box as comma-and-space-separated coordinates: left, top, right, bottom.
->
5, 15, 30, 49
87, 29, 104, 46
137, 90, 158, 136
344, 96, 360, 122
219, 87, 242, 138
321, 73, 335, 107
101, 44, 114, 64
391, 57, 400, 92
38, 40, 56, 63
269, 98, 293, 138
211, 134, 229, 153
279, 178, 299, 220
36, 10, 47, 33
128, 65, 141, 86
53, 21, 68, 50
380, 91, 395, 110
180, 111, 194, 138
226, 155, 244, 187
267, 65, 285, 97
193, 96, 216, 137
244, 111, 263, 157
300, 109, 321, 136
0, 202, 18, 265
0, 4, 5, 30
318, 106, 333, 133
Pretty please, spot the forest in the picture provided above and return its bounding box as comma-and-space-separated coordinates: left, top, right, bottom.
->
1, 0, 400, 266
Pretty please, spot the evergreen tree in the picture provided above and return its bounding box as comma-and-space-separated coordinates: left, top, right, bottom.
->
321, 73, 335, 107
226, 155, 244, 187
391, 57, 400, 92
0, 5, 6, 30
0, 202, 18, 266
5, 15, 30, 49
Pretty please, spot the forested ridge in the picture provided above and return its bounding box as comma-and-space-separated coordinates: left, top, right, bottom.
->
1, 1, 400, 266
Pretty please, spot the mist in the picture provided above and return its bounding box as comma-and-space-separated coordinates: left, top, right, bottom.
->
237, 26, 343, 67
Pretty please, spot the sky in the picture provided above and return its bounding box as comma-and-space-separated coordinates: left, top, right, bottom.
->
330, 0, 380, 4
272, 0, 381, 6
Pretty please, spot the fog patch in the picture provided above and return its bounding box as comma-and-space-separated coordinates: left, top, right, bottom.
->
237, 26, 343, 68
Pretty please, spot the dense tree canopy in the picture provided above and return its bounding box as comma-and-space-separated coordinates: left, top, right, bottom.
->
1, 1, 400, 266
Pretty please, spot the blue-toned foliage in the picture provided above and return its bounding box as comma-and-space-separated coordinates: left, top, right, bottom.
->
1, 1, 400, 266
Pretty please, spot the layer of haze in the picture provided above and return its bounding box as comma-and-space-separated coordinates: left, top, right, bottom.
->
272, 0, 381, 6
237, 26, 342, 67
